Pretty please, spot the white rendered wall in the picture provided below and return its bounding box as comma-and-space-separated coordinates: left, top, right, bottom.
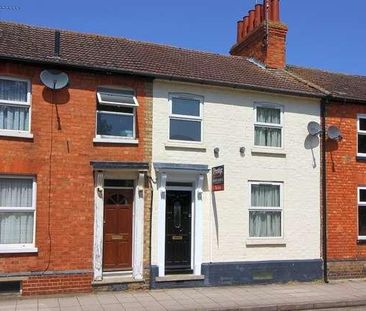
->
151, 80, 321, 265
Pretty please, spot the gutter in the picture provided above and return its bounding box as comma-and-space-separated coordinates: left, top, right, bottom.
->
0, 55, 324, 99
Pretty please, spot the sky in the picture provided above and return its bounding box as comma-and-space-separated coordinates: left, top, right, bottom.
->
1, 0, 365, 76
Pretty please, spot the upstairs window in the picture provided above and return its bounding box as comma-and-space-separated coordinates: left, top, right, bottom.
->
0, 176, 36, 251
254, 104, 283, 148
0, 77, 31, 134
169, 95, 203, 142
357, 115, 366, 156
249, 182, 282, 238
96, 88, 138, 140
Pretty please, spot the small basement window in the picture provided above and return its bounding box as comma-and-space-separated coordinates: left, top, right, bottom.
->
95, 88, 138, 140
0, 281, 20, 294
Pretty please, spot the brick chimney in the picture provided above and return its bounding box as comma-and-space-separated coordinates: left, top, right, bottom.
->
230, 0, 288, 69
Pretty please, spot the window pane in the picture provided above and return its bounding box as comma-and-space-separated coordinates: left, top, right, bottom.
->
172, 98, 200, 117
104, 180, 134, 188
97, 112, 134, 137
0, 79, 28, 102
0, 178, 33, 208
0, 105, 29, 131
360, 118, 366, 131
257, 107, 280, 124
359, 206, 366, 236
98, 88, 135, 105
255, 126, 281, 147
360, 189, 366, 203
251, 184, 280, 207
358, 134, 366, 154
0, 212, 34, 244
169, 119, 201, 142
97, 104, 134, 114
249, 211, 281, 237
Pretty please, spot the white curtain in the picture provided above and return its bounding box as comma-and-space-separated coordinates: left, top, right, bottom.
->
0, 79, 28, 102
0, 213, 34, 244
0, 79, 29, 131
257, 107, 280, 124
250, 184, 281, 237
0, 106, 29, 131
0, 178, 34, 244
255, 127, 281, 147
249, 211, 281, 237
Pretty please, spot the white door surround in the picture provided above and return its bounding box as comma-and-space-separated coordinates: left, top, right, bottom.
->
154, 162, 208, 277
92, 166, 146, 281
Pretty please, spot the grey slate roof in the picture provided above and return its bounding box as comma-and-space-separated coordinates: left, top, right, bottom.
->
0, 21, 323, 98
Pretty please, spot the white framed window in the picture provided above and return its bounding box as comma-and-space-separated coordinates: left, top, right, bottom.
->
0, 175, 37, 252
254, 103, 283, 148
0, 76, 31, 136
95, 87, 138, 141
169, 94, 203, 142
249, 182, 283, 238
357, 114, 366, 156
358, 187, 366, 240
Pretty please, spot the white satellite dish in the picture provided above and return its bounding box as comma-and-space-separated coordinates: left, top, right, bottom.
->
40, 70, 69, 90
307, 121, 321, 136
327, 125, 342, 140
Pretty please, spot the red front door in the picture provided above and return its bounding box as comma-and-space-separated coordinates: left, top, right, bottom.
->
103, 189, 133, 271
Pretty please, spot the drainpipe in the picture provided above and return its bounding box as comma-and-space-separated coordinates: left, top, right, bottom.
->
321, 97, 329, 283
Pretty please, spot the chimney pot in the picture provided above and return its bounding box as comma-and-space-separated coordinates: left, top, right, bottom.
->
237, 21, 244, 43
248, 9, 255, 32
243, 16, 249, 37
271, 0, 280, 22
255, 4, 263, 27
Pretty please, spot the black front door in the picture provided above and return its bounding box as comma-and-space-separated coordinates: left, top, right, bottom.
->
165, 190, 192, 274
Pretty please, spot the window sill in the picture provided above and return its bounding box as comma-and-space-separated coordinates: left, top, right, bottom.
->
251, 147, 286, 157
0, 131, 33, 139
246, 239, 286, 246
93, 137, 138, 145
356, 155, 366, 162
0, 247, 38, 254
165, 141, 207, 151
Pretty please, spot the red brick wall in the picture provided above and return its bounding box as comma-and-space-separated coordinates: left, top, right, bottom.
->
0, 62, 152, 292
326, 101, 366, 278
230, 22, 288, 69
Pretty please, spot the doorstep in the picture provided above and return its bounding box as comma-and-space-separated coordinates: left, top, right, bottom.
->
155, 274, 205, 282
92, 275, 144, 285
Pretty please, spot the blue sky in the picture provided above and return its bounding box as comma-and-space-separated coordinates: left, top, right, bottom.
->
1, 0, 365, 75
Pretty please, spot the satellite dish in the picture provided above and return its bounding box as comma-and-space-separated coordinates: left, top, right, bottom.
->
40, 70, 69, 90
307, 121, 321, 136
327, 125, 342, 140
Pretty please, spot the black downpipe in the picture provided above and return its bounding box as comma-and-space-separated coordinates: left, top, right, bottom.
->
321, 98, 329, 283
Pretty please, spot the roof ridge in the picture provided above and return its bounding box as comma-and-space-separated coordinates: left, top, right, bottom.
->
0, 20, 251, 62
288, 64, 366, 79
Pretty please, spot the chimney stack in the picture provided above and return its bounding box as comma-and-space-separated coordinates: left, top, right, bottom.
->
230, 0, 288, 69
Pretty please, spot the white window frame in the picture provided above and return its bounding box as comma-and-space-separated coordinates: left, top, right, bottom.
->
358, 187, 366, 240
95, 87, 138, 142
357, 114, 366, 157
253, 103, 284, 149
248, 181, 284, 239
168, 93, 204, 143
0, 175, 37, 253
0, 76, 32, 138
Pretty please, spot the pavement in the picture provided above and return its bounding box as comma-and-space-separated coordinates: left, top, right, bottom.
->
1, 279, 366, 311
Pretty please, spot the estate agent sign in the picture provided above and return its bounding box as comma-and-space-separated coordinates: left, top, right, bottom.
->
212, 165, 224, 192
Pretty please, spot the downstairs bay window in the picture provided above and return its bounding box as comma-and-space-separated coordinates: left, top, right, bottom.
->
95, 88, 138, 143
249, 182, 283, 238
0, 176, 37, 253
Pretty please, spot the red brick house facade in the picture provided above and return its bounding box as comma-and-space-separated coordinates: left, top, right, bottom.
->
0, 60, 153, 295
288, 67, 366, 279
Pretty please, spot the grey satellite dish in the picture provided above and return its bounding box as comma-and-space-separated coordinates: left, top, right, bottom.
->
307, 121, 321, 136
40, 70, 69, 90
327, 125, 342, 140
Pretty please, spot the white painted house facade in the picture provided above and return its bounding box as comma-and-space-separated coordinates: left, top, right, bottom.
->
150, 80, 322, 287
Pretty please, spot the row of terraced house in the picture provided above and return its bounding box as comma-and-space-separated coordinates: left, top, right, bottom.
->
1, 0, 366, 296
